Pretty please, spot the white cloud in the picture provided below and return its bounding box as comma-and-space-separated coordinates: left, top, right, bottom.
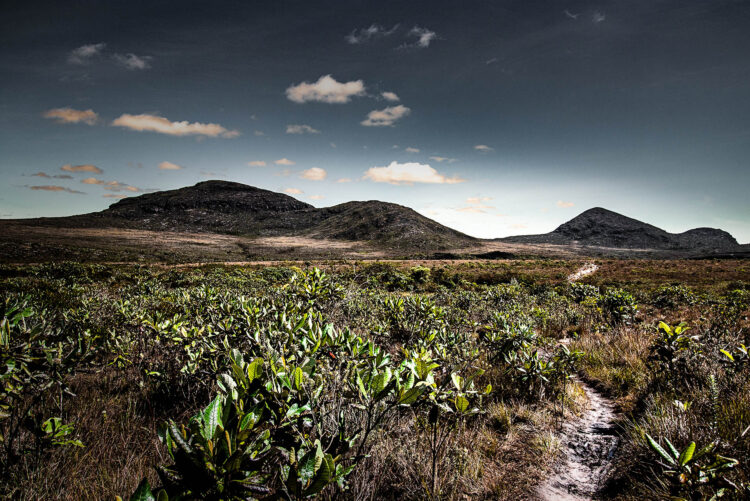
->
405, 147, 420, 153
114, 53, 152, 70
247, 160, 267, 167
61, 164, 102, 174
346, 24, 399, 44
336, 178, 352, 183
284, 188, 303, 194
309, 194, 325, 200
405, 27, 437, 48
363, 161, 465, 185
68, 43, 106, 64
158, 161, 183, 170
300, 167, 327, 181
286, 124, 320, 134
474, 144, 494, 152
111, 113, 239, 138
556, 200, 575, 208
275, 158, 295, 166
361, 105, 411, 127
44, 107, 98, 125
286, 75, 365, 104
429, 156, 457, 163
381, 91, 400, 102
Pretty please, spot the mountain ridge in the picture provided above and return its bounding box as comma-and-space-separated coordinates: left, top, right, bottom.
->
6, 181, 742, 253
501, 207, 739, 250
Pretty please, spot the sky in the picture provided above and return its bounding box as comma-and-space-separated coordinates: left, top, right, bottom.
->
1, 0, 749, 241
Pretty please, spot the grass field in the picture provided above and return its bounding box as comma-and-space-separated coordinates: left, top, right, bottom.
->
1, 260, 748, 499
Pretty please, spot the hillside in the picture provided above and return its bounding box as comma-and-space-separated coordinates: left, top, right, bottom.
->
502, 207, 739, 251
20, 180, 477, 250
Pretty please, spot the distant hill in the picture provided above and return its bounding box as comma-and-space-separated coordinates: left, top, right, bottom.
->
8, 183, 743, 257
502, 207, 739, 251
26, 180, 477, 250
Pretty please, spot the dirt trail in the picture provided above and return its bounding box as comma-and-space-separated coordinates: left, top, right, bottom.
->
536, 376, 619, 500
568, 263, 599, 282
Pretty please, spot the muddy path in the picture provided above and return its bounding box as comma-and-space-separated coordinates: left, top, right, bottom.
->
536, 376, 619, 500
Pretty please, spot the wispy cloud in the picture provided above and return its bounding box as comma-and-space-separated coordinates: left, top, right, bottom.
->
556, 200, 575, 208
247, 160, 266, 167
254, 130, 265, 136
381, 91, 400, 102
459, 196, 496, 213
474, 144, 494, 152
81, 177, 141, 192
429, 156, 457, 163
113, 53, 152, 70
346, 24, 399, 44
61, 164, 102, 174
275, 158, 295, 166
403, 27, 437, 49
112, 113, 239, 138
44, 107, 98, 125
564, 10, 580, 20
31, 172, 73, 179
286, 124, 320, 134
405, 147, 420, 153
284, 188, 303, 194
28, 185, 85, 194
364, 161, 465, 185
592, 11, 606, 23
300, 167, 327, 181
103, 194, 128, 199
158, 161, 183, 170
361, 105, 411, 127
309, 194, 325, 200
336, 178, 352, 183
68, 43, 106, 65
286, 75, 365, 104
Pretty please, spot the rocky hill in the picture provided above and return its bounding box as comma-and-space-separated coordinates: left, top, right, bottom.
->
28, 180, 477, 250
502, 207, 739, 251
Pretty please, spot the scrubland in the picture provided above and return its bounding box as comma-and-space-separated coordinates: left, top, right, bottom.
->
0, 260, 748, 500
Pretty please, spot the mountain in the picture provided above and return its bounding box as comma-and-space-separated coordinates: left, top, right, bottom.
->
31, 180, 477, 250
502, 207, 739, 251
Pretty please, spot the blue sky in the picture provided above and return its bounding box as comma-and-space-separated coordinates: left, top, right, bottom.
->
1, 0, 749, 241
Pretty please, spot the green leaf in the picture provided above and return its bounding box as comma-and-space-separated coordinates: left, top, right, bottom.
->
297, 448, 321, 483
454, 395, 469, 413
293, 367, 304, 390
451, 373, 463, 391
664, 437, 679, 461
247, 358, 264, 383
720, 349, 734, 362
678, 442, 696, 466
399, 386, 424, 405
201, 394, 223, 441
646, 434, 676, 465
129, 478, 156, 501
304, 450, 334, 496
